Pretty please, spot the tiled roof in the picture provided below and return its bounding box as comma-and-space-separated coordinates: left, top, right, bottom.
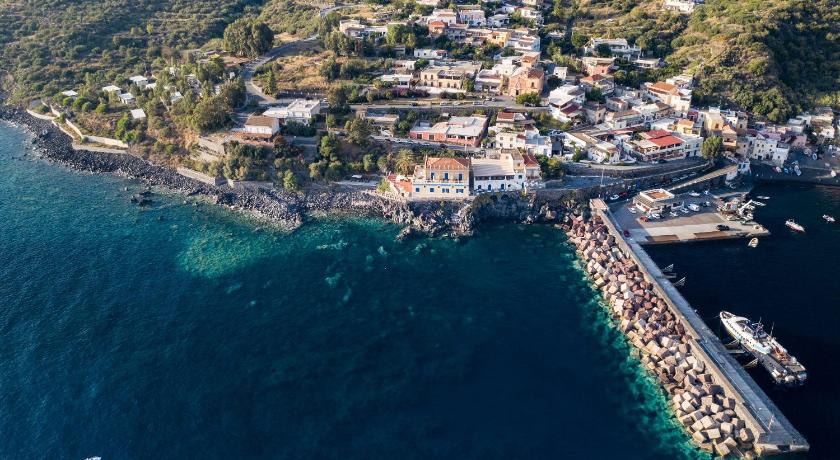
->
427, 157, 471, 170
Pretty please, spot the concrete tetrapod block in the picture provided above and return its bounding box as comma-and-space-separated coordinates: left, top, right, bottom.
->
704, 428, 722, 441
720, 422, 734, 435
714, 442, 731, 457
739, 427, 754, 443
699, 415, 716, 430
692, 431, 707, 443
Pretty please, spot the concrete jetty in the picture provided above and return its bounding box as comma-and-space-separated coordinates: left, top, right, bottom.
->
583, 198, 808, 456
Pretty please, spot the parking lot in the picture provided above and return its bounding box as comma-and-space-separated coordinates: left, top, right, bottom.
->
609, 192, 769, 244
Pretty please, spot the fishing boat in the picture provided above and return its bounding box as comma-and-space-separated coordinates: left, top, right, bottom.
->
823, 214, 836, 223
748, 238, 759, 248
757, 195, 770, 200
719, 311, 807, 385
785, 219, 805, 232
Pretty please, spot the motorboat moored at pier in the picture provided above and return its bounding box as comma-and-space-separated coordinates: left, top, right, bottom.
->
719, 311, 807, 385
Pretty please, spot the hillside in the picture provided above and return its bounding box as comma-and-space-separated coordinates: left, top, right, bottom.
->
568, 0, 840, 121
0, 0, 321, 101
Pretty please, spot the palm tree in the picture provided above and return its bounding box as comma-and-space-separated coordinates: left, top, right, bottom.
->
395, 149, 417, 175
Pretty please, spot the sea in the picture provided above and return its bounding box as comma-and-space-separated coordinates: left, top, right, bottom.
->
0, 121, 831, 459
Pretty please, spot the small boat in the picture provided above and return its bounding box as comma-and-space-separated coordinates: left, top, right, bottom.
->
785, 219, 805, 232
757, 195, 770, 200
748, 238, 759, 248
823, 215, 836, 223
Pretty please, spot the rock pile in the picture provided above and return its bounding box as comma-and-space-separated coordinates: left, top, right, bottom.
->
563, 211, 757, 458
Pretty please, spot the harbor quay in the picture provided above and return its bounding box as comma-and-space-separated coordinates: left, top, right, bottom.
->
559, 199, 808, 457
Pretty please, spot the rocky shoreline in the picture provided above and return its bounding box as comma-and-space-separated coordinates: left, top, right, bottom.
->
563, 211, 757, 458
0, 103, 578, 237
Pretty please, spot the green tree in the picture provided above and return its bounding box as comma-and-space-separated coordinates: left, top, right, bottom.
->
595, 43, 612, 58
191, 96, 228, 133
571, 32, 589, 49
95, 101, 107, 114
516, 92, 541, 106
282, 170, 300, 191
362, 153, 376, 172
327, 86, 349, 114
345, 117, 372, 145
702, 136, 723, 161
265, 71, 277, 95
223, 18, 274, 58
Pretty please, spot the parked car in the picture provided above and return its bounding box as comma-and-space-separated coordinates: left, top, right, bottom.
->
609, 194, 619, 201
640, 215, 649, 222
623, 229, 631, 237
688, 191, 701, 197
649, 213, 661, 219
688, 204, 701, 212
628, 207, 637, 214
716, 224, 730, 231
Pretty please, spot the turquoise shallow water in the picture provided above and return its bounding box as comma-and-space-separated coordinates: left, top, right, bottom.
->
0, 123, 706, 459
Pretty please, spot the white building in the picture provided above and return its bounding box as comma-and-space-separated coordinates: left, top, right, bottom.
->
472, 151, 529, 192
129, 75, 149, 87
414, 49, 447, 60
585, 38, 641, 58
244, 115, 280, 138
130, 109, 146, 120
262, 99, 321, 125
117, 93, 135, 104
664, 0, 704, 14
493, 128, 553, 157
474, 69, 504, 93
380, 74, 414, 88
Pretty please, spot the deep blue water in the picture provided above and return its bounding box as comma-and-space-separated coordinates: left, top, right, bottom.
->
0, 123, 710, 460
648, 184, 840, 460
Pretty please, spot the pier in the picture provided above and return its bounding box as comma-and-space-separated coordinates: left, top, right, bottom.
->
590, 198, 808, 456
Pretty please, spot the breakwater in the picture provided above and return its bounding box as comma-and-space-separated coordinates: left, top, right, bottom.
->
562, 201, 808, 457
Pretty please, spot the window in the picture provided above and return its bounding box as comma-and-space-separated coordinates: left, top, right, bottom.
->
429, 188, 435, 193
457, 173, 463, 181
442, 188, 449, 193
415, 187, 420, 193
444, 172, 449, 180
430, 172, 435, 180
456, 189, 464, 194
477, 185, 482, 190
518, 175, 522, 179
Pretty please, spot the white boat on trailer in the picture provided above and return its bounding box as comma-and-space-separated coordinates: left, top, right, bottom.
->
719, 311, 807, 385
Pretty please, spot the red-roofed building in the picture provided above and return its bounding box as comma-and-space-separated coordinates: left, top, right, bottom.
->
628, 130, 686, 162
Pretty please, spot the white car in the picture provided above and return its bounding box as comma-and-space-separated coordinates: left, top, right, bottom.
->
688, 192, 701, 197
628, 207, 637, 214
609, 194, 620, 201
649, 213, 661, 220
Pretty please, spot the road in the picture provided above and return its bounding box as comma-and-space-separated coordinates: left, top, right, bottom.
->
352, 100, 549, 113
